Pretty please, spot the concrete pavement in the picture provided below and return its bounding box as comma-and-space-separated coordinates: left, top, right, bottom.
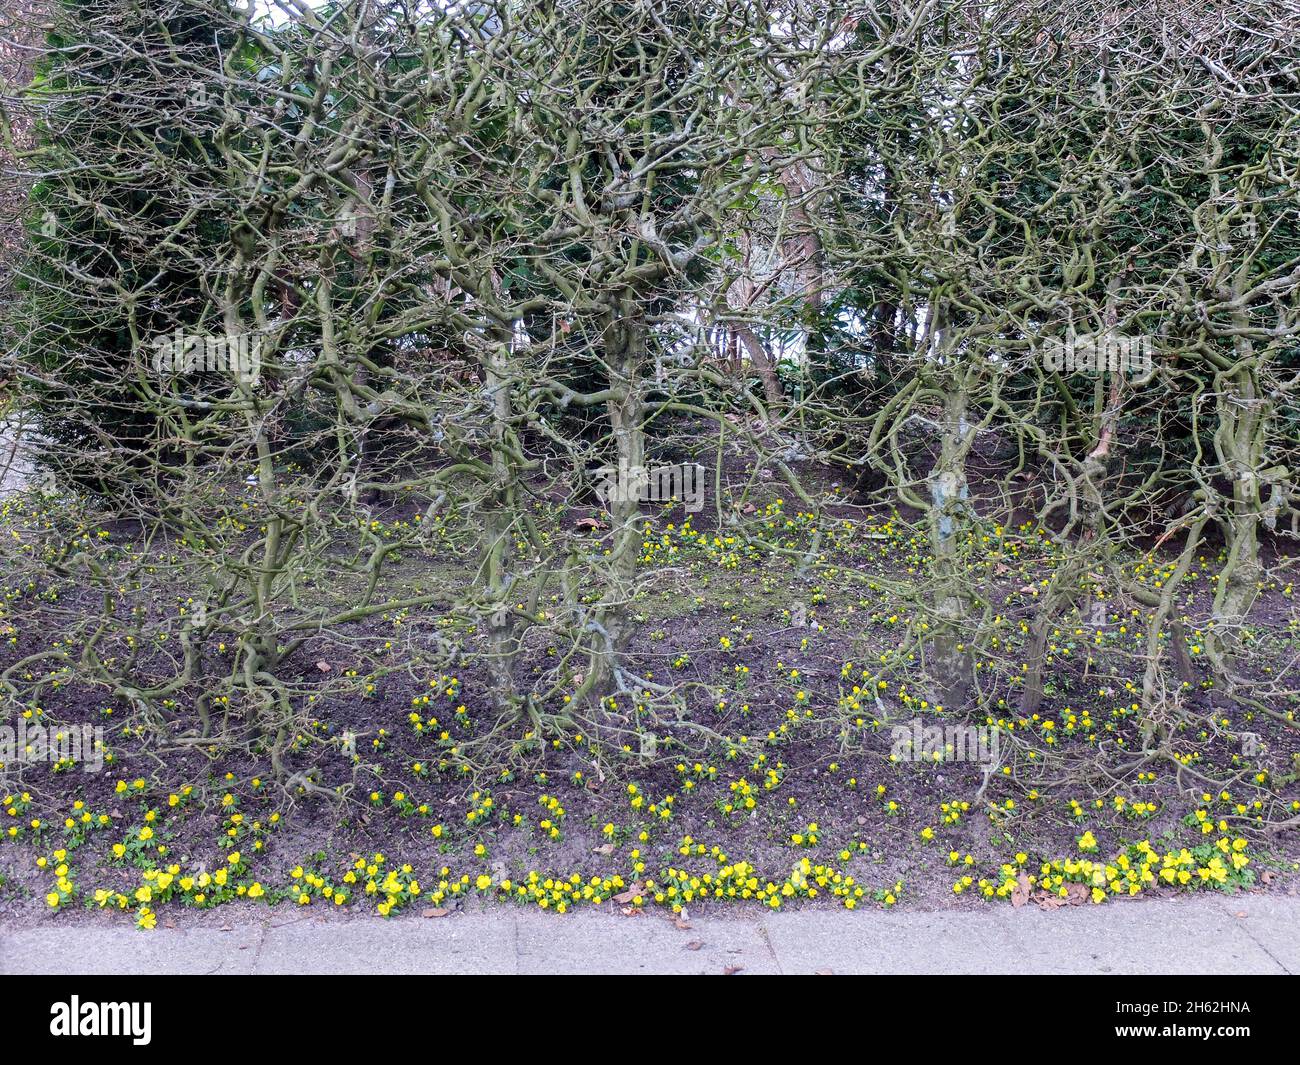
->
2, 893, 1296, 975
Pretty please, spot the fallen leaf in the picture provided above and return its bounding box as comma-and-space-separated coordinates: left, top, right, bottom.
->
422, 907, 449, 919
723, 965, 743, 975
612, 883, 643, 904
674, 917, 692, 931
1011, 872, 1031, 908
684, 941, 704, 951
315, 660, 331, 673
593, 843, 615, 856
576, 517, 604, 530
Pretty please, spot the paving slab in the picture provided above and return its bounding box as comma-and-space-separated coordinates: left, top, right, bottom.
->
1001, 896, 1287, 974
515, 910, 780, 974
1209, 893, 1300, 975
0, 923, 264, 975
761, 907, 1021, 975
253, 913, 517, 975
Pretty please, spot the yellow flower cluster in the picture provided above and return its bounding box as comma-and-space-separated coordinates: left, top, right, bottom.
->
953, 838, 1252, 904
646, 855, 883, 910
537, 794, 566, 839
